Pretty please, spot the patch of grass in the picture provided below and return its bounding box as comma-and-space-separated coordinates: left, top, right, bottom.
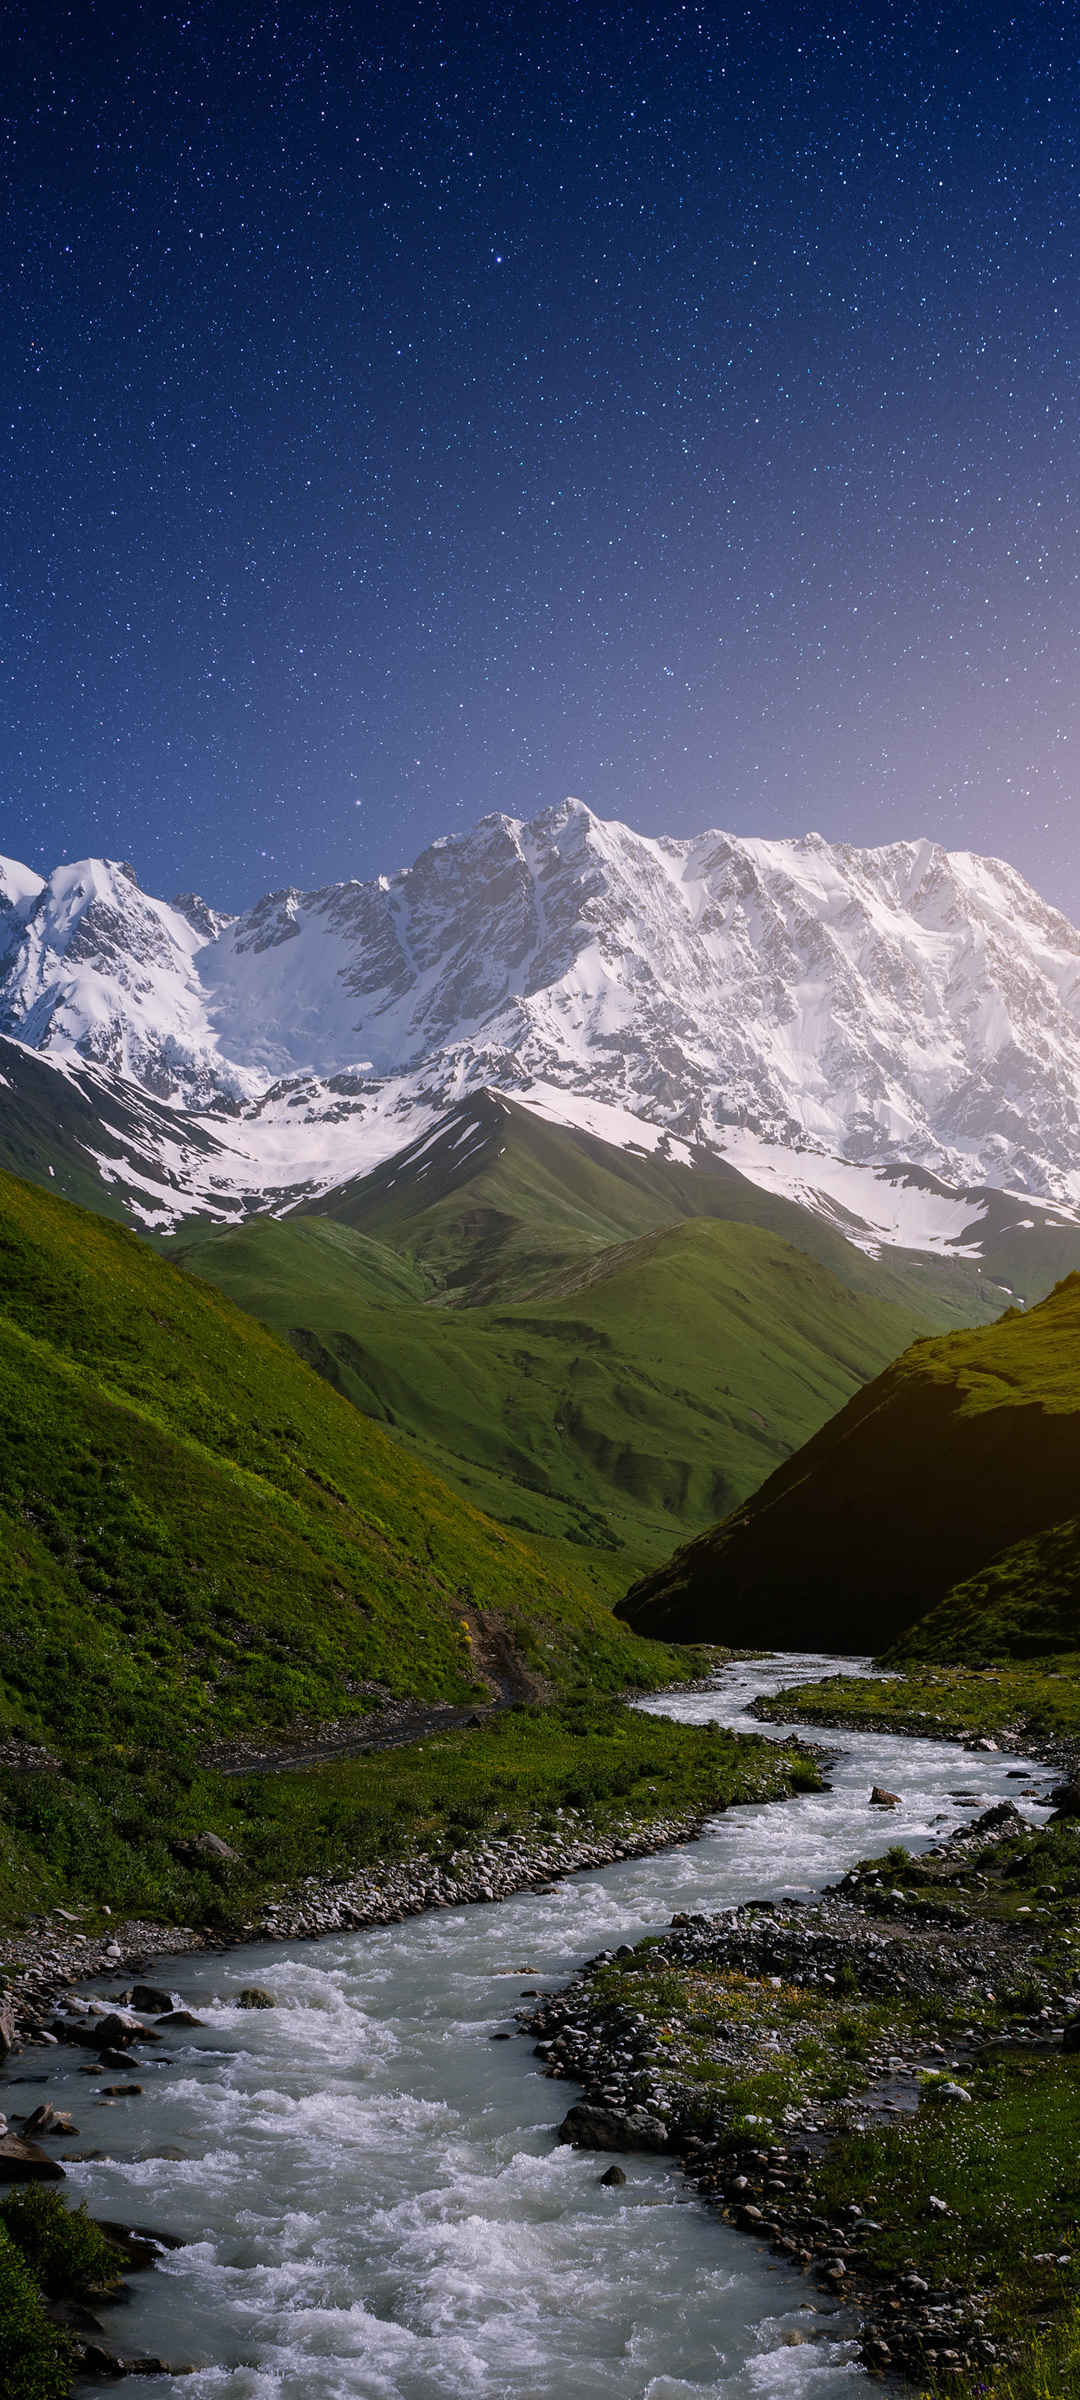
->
754, 1660, 1080, 1748
0, 1701, 815, 1928
0, 2190, 127, 2400
0, 2226, 71, 2400
952, 2305, 1080, 2398
586, 1948, 903, 2137
821, 2052, 1080, 2358
0, 2187, 123, 2302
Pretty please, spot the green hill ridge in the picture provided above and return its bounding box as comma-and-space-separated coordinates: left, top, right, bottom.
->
179, 1099, 1009, 1601
0, 1166, 679, 1772
619, 1274, 1080, 1657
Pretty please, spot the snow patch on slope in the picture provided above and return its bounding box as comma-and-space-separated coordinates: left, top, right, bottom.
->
715, 1128, 988, 1256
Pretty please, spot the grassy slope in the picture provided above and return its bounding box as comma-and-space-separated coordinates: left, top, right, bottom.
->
0, 1169, 804, 1930
0, 1167, 689, 1770
180, 1101, 1007, 1598
887, 1514, 1080, 1664
180, 1208, 978, 1593
619, 1274, 1080, 1654
309, 1092, 1005, 1320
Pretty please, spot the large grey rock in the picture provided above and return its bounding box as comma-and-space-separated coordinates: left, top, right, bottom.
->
184, 1831, 241, 1864
556, 2102, 668, 2153
0, 2133, 65, 2181
125, 1984, 174, 2015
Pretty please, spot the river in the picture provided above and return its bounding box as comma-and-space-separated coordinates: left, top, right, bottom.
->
37, 1654, 1046, 2399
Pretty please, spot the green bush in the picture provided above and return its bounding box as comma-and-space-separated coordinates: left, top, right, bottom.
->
0, 2222, 72, 2400
0, 2186, 123, 2298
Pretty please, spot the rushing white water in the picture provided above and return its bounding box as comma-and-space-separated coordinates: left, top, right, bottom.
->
32, 1654, 1049, 2399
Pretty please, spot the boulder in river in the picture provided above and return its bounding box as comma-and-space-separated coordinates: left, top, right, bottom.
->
599, 2165, 627, 2186
124, 1984, 174, 2015
235, 1987, 277, 2010
91, 2013, 139, 2053
0, 2132, 65, 2181
557, 2102, 669, 2153
869, 1787, 902, 1808
22, 2104, 77, 2138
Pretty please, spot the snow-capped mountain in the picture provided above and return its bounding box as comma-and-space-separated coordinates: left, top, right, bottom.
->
3, 796, 1080, 1235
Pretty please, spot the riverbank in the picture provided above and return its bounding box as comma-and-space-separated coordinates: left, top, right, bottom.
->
0, 1701, 822, 2393
525, 1776, 1080, 2393
0, 1703, 821, 2045
751, 1657, 1080, 1776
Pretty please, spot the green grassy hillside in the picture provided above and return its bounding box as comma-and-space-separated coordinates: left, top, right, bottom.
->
180, 1099, 1014, 1600
0, 1167, 687, 1774
307, 1091, 1008, 1320
180, 1207, 980, 1600
619, 1274, 1080, 1655
883, 1514, 1080, 1664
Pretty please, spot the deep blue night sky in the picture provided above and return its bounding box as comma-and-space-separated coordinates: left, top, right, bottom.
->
4, 2, 1080, 913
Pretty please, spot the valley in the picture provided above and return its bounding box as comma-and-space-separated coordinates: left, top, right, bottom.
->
176, 1094, 1008, 1597
1, 807, 1080, 2397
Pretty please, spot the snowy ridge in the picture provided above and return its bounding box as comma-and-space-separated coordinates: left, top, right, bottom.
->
3, 798, 1080, 1238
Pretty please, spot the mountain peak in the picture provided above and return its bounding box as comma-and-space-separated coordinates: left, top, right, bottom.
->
2, 808, 1080, 1217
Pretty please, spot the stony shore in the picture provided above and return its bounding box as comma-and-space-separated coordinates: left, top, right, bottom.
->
750, 1681, 1080, 1781
521, 1785, 1080, 2390
1, 1781, 802, 2047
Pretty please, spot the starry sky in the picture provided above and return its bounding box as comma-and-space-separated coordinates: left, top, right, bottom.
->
3, 1, 1080, 915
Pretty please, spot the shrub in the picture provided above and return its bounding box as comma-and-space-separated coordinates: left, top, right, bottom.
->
0, 2187, 124, 2298
0, 2222, 72, 2400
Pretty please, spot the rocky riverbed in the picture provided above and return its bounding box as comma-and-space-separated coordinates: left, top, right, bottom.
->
2, 1654, 1068, 2400
523, 1785, 1080, 2388
1, 1775, 825, 2054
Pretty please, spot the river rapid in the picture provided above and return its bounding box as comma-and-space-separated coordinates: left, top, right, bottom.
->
40, 1655, 1046, 2400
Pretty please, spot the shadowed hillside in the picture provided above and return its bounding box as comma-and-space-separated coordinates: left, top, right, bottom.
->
618, 1277, 1080, 1654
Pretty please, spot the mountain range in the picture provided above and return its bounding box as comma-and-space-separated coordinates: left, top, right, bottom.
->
4, 800, 1080, 1259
